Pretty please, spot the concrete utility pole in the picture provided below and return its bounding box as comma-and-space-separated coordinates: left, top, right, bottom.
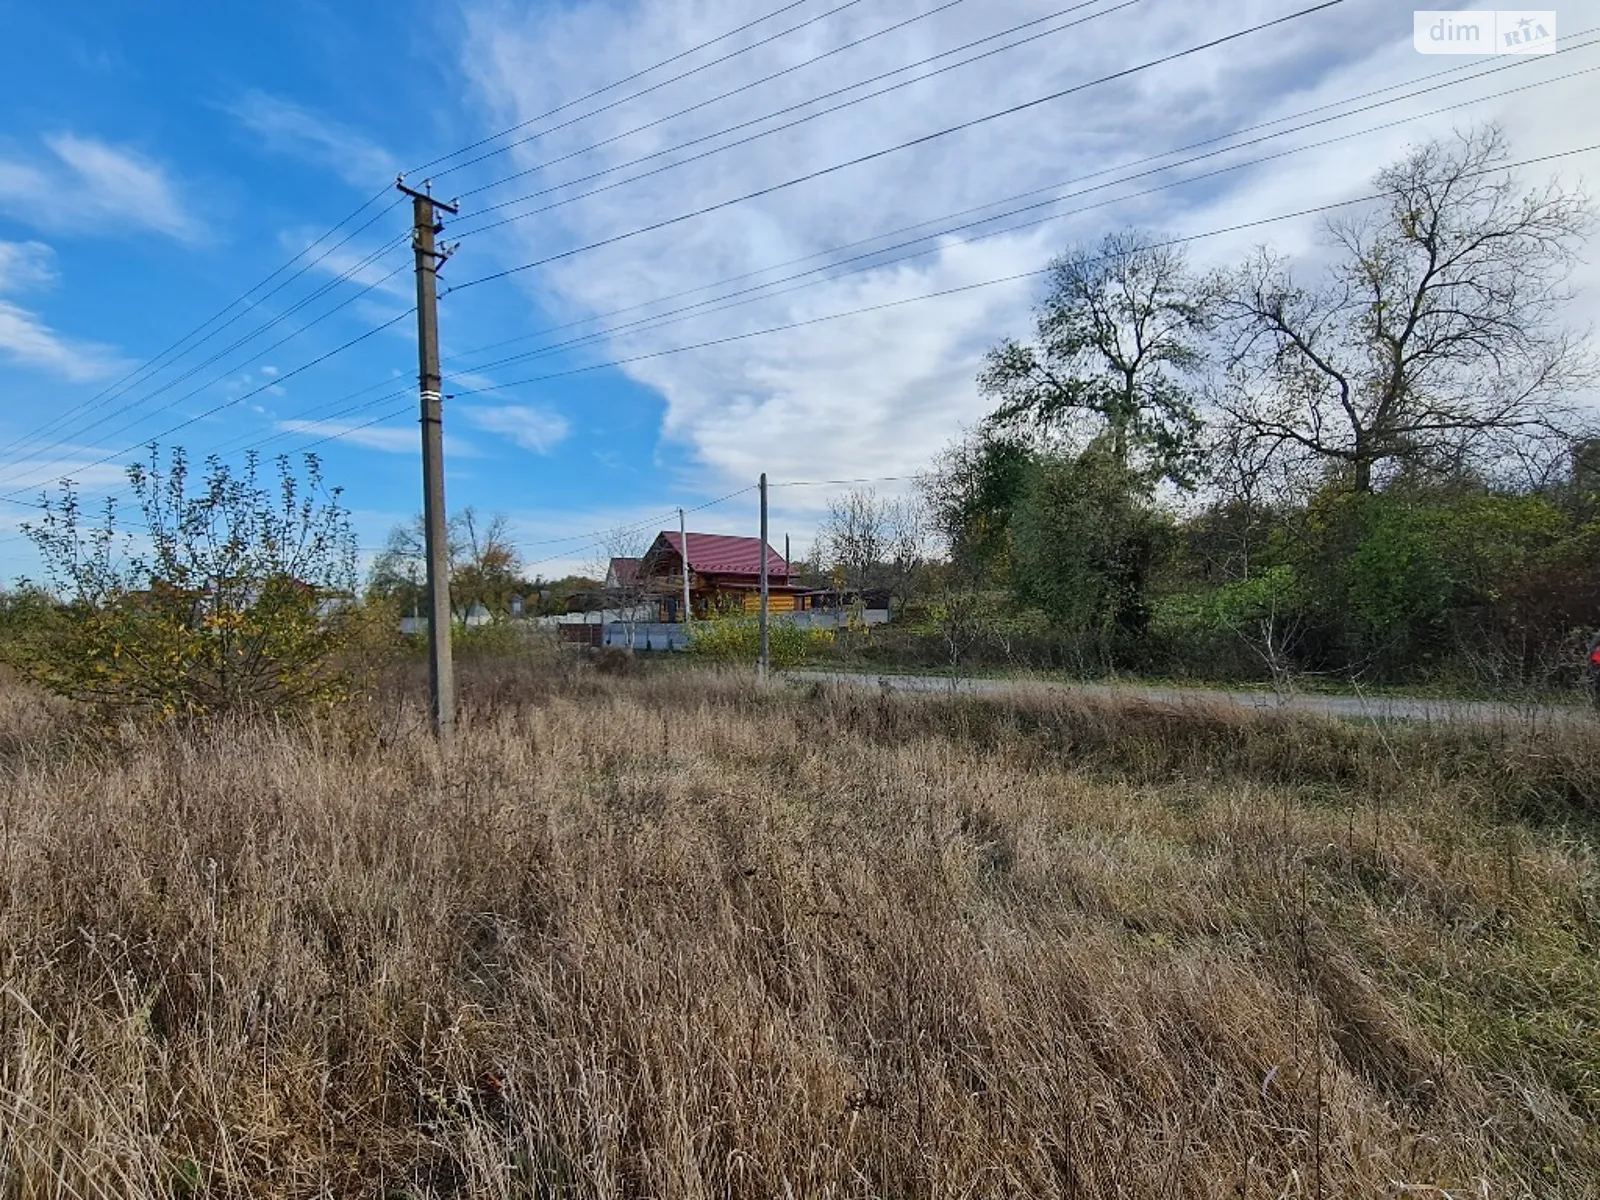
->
758, 473, 770, 680
400, 178, 459, 742
679, 507, 691, 626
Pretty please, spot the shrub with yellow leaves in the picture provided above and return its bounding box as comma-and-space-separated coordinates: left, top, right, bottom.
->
10, 446, 375, 717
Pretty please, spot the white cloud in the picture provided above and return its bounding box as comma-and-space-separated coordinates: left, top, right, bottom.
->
0, 452, 131, 494
0, 300, 127, 383
0, 241, 58, 292
285, 226, 415, 300
274, 418, 482, 456
458, 403, 571, 453
275, 419, 417, 453
0, 240, 126, 382
229, 91, 399, 188
0, 135, 203, 242
456, 0, 1598, 495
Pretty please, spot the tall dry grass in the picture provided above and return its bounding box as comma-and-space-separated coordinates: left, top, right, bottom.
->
0, 659, 1596, 1197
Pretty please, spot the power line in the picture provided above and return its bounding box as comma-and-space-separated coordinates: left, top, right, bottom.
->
15, 41, 1582, 546
0, 185, 393, 459
5, 122, 1591, 562
453, 0, 1089, 205
0, 308, 416, 505
22, 134, 1595, 535
211, 383, 415, 458
436, 29, 1598, 373
0, 246, 412, 483
413, 0, 861, 177
772, 475, 913, 487
181, 123, 1600, 494
0, 1, 1235, 479
238, 134, 1600, 493
447, 0, 1142, 235
0, 3, 884, 473
434, 54, 1600, 389
0, 192, 407, 468
104, 9, 993, 468
395, 141, 1600, 405
446, 1, 1347, 294
443, 0, 954, 189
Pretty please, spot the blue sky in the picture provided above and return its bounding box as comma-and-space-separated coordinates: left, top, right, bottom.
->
0, 0, 1595, 581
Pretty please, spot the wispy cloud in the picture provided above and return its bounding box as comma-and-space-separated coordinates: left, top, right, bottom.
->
274, 418, 481, 457
459, 404, 571, 454
0, 240, 127, 382
458, 0, 1597, 492
229, 91, 398, 189
0, 241, 58, 291
275, 419, 417, 453
0, 451, 132, 494
0, 301, 127, 383
0, 135, 203, 242
280, 226, 414, 300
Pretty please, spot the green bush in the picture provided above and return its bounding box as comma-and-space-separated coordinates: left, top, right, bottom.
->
687, 617, 831, 668
10, 448, 369, 717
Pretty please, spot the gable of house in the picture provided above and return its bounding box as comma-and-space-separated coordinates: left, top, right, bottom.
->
605, 557, 642, 590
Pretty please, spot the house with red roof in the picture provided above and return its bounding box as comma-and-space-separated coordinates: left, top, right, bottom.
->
634, 530, 805, 621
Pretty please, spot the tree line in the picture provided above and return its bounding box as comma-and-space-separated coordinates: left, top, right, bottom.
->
812, 126, 1600, 690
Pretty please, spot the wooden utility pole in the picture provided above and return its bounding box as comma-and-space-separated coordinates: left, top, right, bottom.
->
758, 473, 770, 680
399, 178, 459, 741
679, 507, 692, 627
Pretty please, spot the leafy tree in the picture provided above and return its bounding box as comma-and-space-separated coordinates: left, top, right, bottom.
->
1010, 447, 1170, 659
921, 425, 1039, 587
14, 448, 366, 715
980, 229, 1217, 484
1220, 125, 1596, 492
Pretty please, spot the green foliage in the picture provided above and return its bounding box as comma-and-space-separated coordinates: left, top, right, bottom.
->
925, 413, 1600, 685
0, 585, 58, 642
687, 617, 832, 669
980, 230, 1215, 485
1010, 448, 1170, 656
10, 447, 369, 717
1155, 566, 1299, 637
1289, 488, 1577, 670
453, 619, 525, 657
923, 426, 1037, 587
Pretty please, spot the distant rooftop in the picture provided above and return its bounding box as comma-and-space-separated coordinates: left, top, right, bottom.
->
607, 556, 640, 587
654, 531, 789, 577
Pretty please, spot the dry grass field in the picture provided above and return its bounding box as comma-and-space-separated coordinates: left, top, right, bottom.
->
1, 657, 1597, 1198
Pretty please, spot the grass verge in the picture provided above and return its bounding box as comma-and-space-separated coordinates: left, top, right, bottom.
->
0, 660, 1595, 1197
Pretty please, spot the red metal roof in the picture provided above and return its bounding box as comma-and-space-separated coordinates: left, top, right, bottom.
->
607, 557, 640, 586
657, 531, 789, 578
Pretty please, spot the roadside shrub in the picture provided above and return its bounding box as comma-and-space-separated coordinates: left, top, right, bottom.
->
687, 616, 831, 667
452, 618, 524, 657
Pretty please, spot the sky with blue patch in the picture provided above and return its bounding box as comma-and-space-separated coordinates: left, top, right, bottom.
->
0, 0, 1594, 581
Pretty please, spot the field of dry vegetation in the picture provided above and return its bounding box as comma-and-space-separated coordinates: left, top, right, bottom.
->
1, 655, 1597, 1198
